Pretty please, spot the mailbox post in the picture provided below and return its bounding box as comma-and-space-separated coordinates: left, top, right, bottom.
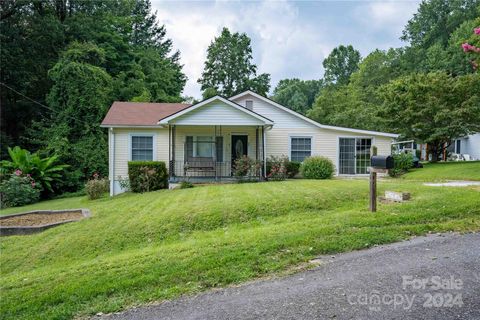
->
369, 155, 394, 212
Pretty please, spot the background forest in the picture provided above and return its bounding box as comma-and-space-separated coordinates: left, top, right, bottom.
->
1, 0, 480, 197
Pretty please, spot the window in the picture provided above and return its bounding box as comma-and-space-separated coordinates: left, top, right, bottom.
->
131, 136, 153, 160
245, 100, 253, 110
456, 139, 461, 154
185, 136, 223, 160
290, 137, 312, 162
195, 136, 214, 157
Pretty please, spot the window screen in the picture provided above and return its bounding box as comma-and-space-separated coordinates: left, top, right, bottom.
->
132, 136, 153, 161
291, 137, 311, 162
245, 100, 253, 110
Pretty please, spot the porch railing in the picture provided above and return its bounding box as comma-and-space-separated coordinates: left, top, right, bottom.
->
168, 160, 262, 181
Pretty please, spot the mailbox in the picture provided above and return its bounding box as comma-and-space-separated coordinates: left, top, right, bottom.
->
371, 155, 394, 169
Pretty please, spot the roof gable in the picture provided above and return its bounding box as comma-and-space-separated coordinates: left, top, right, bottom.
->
158, 96, 273, 126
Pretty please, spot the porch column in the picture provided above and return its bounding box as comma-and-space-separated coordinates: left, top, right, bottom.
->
168, 125, 172, 179
214, 125, 217, 181
171, 125, 176, 177
262, 126, 266, 180
255, 127, 259, 161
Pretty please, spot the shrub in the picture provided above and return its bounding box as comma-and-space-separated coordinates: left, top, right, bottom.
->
266, 155, 288, 181
0, 172, 40, 208
389, 153, 414, 177
233, 156, 261, 181
128, 161, 168, 193
300, 156, 335, 179
286, 161, 301, 178
117, 176, 131, 192
85, 174, 109, 200
179, 181, 194, 189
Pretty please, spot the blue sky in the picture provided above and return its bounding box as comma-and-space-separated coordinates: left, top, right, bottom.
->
152, 0, 421, 98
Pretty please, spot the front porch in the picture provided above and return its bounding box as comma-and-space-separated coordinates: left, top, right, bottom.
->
167, 125, 267, 182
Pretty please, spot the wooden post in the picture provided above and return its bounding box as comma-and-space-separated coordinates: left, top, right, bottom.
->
369, 171, 377, 212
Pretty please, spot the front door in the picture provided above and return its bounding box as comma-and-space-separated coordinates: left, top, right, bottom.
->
339, 138, 372, 174
231, 135, 248, 164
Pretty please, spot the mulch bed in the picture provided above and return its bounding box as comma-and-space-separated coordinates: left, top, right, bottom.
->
0, 211, 84, 227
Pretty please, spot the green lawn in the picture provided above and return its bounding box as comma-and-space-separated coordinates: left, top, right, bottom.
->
1, 164, 480, 319
402, 161, 480, 181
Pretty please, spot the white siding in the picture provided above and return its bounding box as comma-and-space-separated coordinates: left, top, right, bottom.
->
461, 133, 480, 159
110, 128, 169, 194
234, 94, 314, 129
171, 101, 265, 126
233, 94, 393, 174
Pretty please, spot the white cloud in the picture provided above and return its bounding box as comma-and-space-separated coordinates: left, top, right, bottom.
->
153, 1, 330, 98
353, 1, 420, 39
152, 1, 420, 98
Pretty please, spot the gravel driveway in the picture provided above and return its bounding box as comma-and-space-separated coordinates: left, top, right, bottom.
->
99, 232, 480, 320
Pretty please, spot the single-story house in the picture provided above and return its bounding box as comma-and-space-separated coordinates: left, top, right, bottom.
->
447, 133, 480, 160
101, 90, 399, 195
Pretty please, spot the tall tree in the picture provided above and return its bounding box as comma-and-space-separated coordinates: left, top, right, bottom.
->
198, 27, 270, 97
401, 0, 479, 48
29, 42, 113, 181
380, 72, 480, 160
271, 79, 323, 114
322, 45, 361, 86
0, 0, 186, 159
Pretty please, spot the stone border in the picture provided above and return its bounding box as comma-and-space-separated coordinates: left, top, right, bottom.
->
0, 209, 90, 236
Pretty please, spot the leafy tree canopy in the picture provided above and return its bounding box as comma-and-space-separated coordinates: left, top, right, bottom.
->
198, 27, 270, 97
271, 79, 323, 114
322, 45, 361, 86
401, 0, 479, 48
380, 72, 480, 160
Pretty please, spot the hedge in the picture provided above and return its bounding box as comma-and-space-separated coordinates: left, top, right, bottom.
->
128, 161, 168, 193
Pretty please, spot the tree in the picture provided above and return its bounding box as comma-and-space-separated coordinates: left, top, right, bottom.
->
198, 27, 270, 97
380, 72, 480, 160
271, 79, 323, 114
322, 45, 361, 86
1, 0, 186, 161
308, 85, 385, 131
30, 42, 113, 181
401, 0, 479, 48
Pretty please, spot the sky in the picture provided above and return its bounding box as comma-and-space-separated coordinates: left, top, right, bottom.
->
152, 0, 421, 99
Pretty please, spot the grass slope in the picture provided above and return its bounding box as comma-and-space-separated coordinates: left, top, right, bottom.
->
402, 161, 480, 181
1, 165, 480, 319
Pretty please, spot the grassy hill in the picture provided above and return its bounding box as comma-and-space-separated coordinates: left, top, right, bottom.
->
1, 163, 480, 319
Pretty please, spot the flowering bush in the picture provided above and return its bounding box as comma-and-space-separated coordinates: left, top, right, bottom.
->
266, 155, 301, 180
85, 173, 109, 200
462, 23, 480, 71
233, 156, 261, 180
266, 155, 288, 181
0, 146, 68, 197
0, 171, 40, 208
300, 156, 335, 179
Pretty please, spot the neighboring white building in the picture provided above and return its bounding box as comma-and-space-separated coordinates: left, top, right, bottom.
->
448, 133, 480, 160
101, 90, 399, 195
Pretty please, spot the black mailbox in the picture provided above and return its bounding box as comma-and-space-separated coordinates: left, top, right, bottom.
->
371, 155, 394, 169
